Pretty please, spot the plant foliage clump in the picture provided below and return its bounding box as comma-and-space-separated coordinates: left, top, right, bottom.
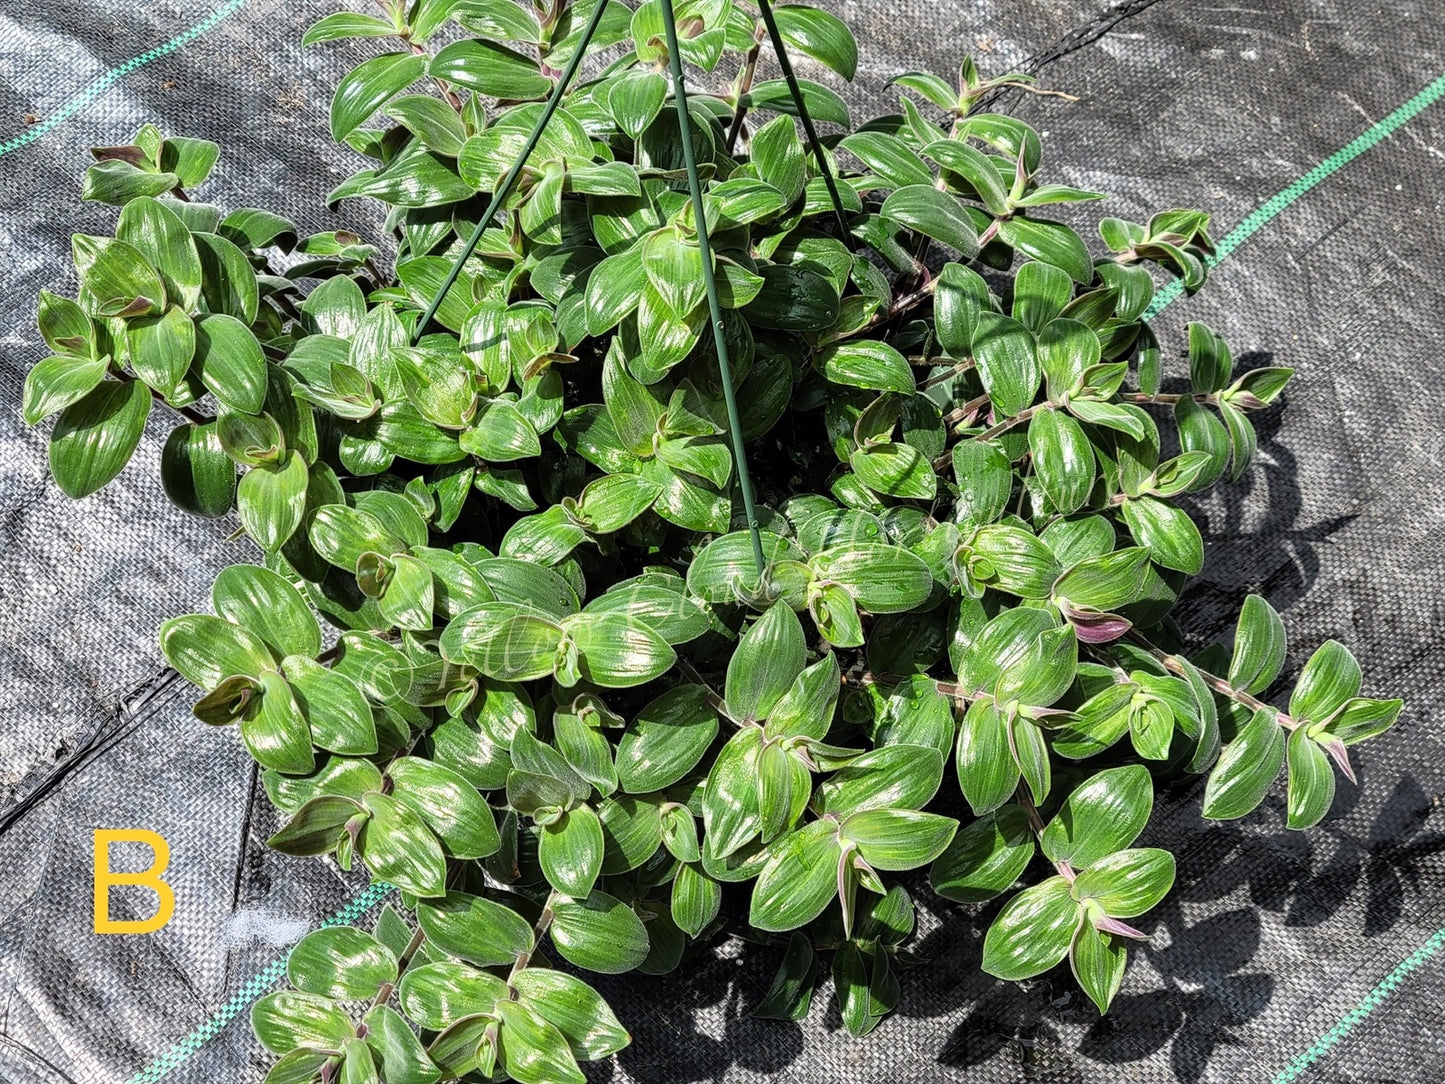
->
26, 0, 1402, 1080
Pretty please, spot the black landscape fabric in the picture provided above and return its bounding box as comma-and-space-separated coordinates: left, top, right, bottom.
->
2, 1, 1444, 1082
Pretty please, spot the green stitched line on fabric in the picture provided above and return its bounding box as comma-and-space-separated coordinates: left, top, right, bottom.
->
1271, 927, 1445, 1083
112, 52, 1445, 1084
1144, 69, 1445, 319
0, 0, 247, 158
124, 882, 394, 1084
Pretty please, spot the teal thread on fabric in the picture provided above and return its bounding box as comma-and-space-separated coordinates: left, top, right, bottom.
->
0, 0, 247, 158
125, 881, 394, 1084
110, 52, 1445, 1084
1145, 70, 1445, 319
1271, 928, 1445, 1082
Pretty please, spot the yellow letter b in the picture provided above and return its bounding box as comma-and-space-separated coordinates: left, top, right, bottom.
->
93, 829, 175, 934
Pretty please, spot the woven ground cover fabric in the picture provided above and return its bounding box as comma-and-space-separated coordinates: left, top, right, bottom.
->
0, 1, 1442, 1082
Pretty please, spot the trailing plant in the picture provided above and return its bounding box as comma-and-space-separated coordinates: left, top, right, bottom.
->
26, 0, 1402, 1080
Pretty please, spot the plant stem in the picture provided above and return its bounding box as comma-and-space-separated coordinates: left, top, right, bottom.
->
931, 403, 1046, 470
113, 368, 212, 424
918, 360, 975, 392
835, 279, 937, 344
1126, 632, 1301, 731
755, 0, 854, 249
409, 0, 610, 342
724, 28, 765, 152
660, 0, 766, 576
508, 891, 558, 982
355, 925, 426, 1037
676, 656, 740, 725
1016, 785, 1074, 883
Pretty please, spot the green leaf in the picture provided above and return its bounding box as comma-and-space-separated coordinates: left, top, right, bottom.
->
47, 378, 150, 499
266, 795, 359, 856
287, 927, 397, 1000
125, 305, 195, 394
264, 1048, 335, 1084
1318, 697, 1402, 746
388, 757, 499, 858
849, 442, 936, 500
608, 69, 668, 140
550, 891, 650, 974
726, 602, 807, 723
72, 234, 165, 317
815, 744, 942, 818
159, 612, 274, 690
702, 727, 763, 860
510, 968, 629, 1060
1070, 921, 1126, 1014
968, 525, 1059, 598
971, 312, 1040, 417
540, 806, 605, 897
397, 961, 508, 1030
1041, 765, 1152, 868
1285, 727, 1335, 830
1202, 707, 1286, 820
1188, 321, 1232, 394
212, 565, 319, 658
996, 216, 1093, 283
429, 39, 550, 98
617, 685, 718, 793
331, 53, 426, 141
926, 139, 1010, 215
195, 313, 266, 414
252, 991, 353, 1055
1121, 496, 1204, 575
161, 421, 236, 518
742, 264, 840, 332
1072, 847, 1175, 917
1228, 595, 1287, 694
771, 4, 857, 79
194, 231, 260, 323
416, 891, 534, 966
1289, 640, 1362, 725
955, 699, 1019, 815
881, 185, 979, 256
362, 1004, 441, 1084
842, 808, 957, 871
23, 353, 110, 426
981, 876, 1080, 980
929, 805, 1034, 903
673, 859, 723, 937
809, 542, 933, 614
116, 196, 202, 311
1052, 547, 1150, 617
1010, 260, 1073, 333
303, 11, 399, 45
81, 159, 180, 205
495, 999, 585, 1084
1068, 397, 1149, 440
753, 932, 815, 1020
38, 289, 96, 357
282, 656, 376, 756
749, 820, 843, 932
750, 115, 807, 203
1028, 408, 1093, 514
819, 341, 915, 394
359, 792, 448, 898
688, 531, 804, 602
744, 78, 851, 126
244, 671, 314, 774
563, 611, 677, 688
237, 451, 309, 551
950, 441, 1012, 526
